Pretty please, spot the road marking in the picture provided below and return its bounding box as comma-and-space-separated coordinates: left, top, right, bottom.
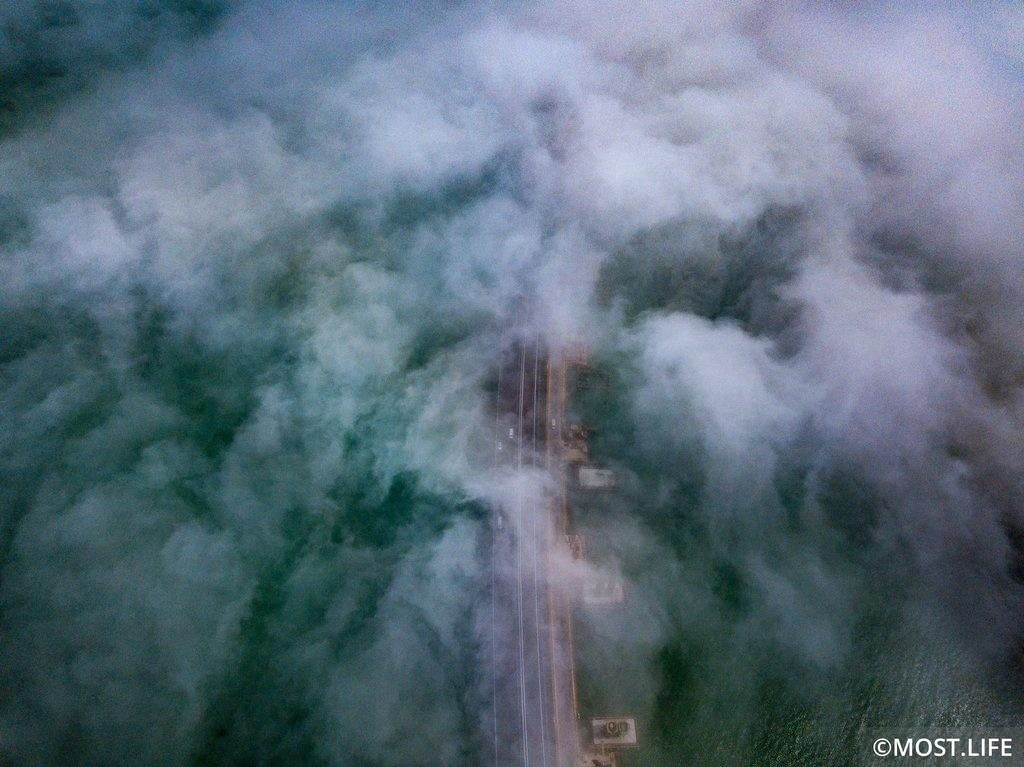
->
491, 351, 502, 767
531, 335, 550, 767
516, 340, 531, 767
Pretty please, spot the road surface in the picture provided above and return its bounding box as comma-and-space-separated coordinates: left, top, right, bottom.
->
488, 332, 575, 767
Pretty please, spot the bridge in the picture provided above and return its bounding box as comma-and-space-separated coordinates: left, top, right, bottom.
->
487, 326, 629, 767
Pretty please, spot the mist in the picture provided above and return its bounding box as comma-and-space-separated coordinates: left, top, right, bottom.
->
2, 1, 1024, 765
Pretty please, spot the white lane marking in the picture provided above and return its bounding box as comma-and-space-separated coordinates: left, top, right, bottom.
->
516, 340, 531, 767
491, 352, 502, 767
531, 334, 550, 767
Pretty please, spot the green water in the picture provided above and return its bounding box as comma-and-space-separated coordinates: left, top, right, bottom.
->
2, 3, 1023, 766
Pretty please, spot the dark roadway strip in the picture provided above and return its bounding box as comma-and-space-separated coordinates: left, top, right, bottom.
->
490, 330, 556, 767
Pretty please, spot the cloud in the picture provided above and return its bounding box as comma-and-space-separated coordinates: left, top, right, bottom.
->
1, 1, 1023, 765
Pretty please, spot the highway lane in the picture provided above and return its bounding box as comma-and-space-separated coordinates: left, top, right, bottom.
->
489, 332, 561, 767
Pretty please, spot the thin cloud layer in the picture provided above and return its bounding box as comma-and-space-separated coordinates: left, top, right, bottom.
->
1, 2, 1023, 765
